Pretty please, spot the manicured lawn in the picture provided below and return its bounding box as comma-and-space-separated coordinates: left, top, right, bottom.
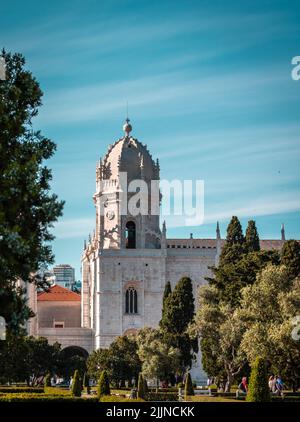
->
187, 396, 243, 403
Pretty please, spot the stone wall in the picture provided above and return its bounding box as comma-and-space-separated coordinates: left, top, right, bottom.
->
37, 301, 81, 328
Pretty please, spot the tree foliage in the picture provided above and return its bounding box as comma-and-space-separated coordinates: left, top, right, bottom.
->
219, 216, 245, 266
137, 327, 180, 386
246, 357, 271, 402
87, 335, 141, 387
194, 217, 280, 389
71, 370, 82, 397
245, 220, 260, 252
190, 284, 247, 391
281, 240, 300, 280
160, 277, 197, 371
98, 370, 110, 398
0, 50, 64, 332
240, 265, 300, 389
159, 281, 172, 329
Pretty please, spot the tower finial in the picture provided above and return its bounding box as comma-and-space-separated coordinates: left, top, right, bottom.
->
281, 223, 285, 241
123, 117, 132, 137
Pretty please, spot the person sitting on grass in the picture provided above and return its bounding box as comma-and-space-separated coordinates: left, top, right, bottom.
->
236, 377, 248, 398
275, 375, 284, 397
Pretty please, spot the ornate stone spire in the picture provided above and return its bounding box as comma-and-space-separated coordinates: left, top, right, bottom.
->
281, 223, 285, 241
162, 220, 167, 237
216, 221, 221, 240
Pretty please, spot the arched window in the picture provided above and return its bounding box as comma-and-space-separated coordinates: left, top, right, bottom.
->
125, 221, 136, 249
125, 287, 138, 314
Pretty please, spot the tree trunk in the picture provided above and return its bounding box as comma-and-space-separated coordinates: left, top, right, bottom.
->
225, 373, 233, 392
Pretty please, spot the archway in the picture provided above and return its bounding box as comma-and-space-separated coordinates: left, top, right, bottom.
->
61, 345, 89, 359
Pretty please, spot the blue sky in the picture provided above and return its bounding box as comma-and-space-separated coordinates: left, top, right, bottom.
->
1, 0, 300, 278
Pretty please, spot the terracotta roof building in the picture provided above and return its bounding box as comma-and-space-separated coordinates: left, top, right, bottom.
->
38, 284, 81, 302
37, 284, 81, 329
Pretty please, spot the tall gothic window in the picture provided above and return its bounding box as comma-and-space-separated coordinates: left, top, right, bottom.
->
125, 221, 136, 249
125, 287, 138, 314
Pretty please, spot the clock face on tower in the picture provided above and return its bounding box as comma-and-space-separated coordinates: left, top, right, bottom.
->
106, 210, 115, 220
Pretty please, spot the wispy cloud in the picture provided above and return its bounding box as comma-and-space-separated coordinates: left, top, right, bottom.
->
163, 192, 300, 229
53, 218, 95, 239
35, 64, 291, 126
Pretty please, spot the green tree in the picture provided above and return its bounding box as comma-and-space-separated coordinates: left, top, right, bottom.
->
208, 217, 279, 307
98, 370, 110, 398
56, 347, 87, 380
190, 285, 247, 392
137, 327, 180, 388
87, 335, 141, 387
219, 216, 245, 265
184, 372, 194, 397
86, 348, 110, 381
44, 373, 51, 387
240, 265, 300, 390
245, 220, 260, 252
160, 277, 197, 371
159, 281, 172, 328
108, 334, 141, 387
0, 50, 64, 333
246, 357, 271, 402
71, 370, 82, 397
0, 336, 61, 386
137, 373, 145, 399
281, 240, 300, 279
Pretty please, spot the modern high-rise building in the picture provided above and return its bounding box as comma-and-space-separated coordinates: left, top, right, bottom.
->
51, 264, 75, 289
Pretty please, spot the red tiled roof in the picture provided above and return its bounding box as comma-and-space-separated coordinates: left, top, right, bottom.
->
37, 284, 81, 302
259, 240, 283, 251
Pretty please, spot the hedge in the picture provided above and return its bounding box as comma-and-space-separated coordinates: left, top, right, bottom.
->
146, 392, 178, 401
44, 387, 71, 396
100, 395, 145, 402
0, 387, 44, 394
0, 394, 98, 402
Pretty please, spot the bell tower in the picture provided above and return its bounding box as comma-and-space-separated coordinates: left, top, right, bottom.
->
93, 119, 162, 250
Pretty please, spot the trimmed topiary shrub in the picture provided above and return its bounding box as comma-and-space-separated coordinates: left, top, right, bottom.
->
71, 370, 82, 397
185, 372, 194, 398
44, 373, 51, 387
247, 357, 271, 402
83, 372, 91, 394
98, 370, 110, 399
137, 373, 145, 399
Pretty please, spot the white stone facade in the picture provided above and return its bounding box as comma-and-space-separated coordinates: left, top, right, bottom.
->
80, 120, 223, 383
